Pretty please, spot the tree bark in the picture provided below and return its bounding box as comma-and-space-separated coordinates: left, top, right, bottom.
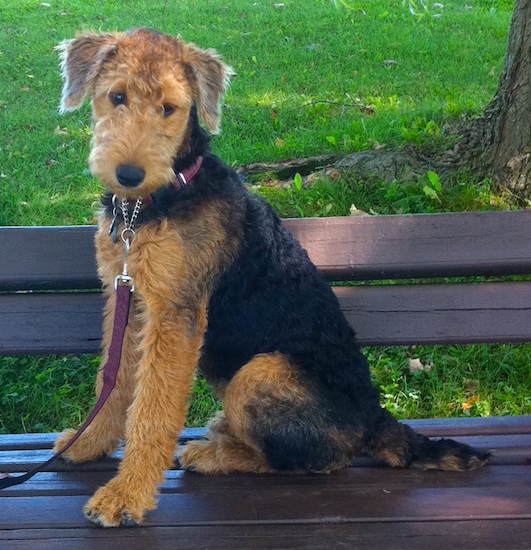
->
453, 0, 531, 199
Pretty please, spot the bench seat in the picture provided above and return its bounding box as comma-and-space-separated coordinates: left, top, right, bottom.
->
1, 418, 530, 549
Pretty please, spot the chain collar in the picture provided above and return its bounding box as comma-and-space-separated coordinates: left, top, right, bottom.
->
119, 196, 142, 242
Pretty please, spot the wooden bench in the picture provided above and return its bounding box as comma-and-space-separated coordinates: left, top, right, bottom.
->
1, 211, 530, 548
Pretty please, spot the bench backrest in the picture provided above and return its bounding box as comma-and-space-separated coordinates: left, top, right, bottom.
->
2, 211, 531, 355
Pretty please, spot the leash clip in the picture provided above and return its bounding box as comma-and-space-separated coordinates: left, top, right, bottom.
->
116, 236, 135, 292
115, 274, 134, 291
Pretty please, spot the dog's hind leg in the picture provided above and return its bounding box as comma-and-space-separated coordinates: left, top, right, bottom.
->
178, 427, 273, 475
53, 289, 141, 462
180, 352, 354, 474
178, 410, 273, 474
364, 409, 490, 471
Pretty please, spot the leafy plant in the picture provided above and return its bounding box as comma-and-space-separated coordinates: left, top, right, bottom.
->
423, 170, 443, 203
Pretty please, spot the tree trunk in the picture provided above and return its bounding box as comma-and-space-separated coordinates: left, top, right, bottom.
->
454, 0, 531, 199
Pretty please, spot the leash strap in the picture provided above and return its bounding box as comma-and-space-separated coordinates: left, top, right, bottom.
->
0, 283, 132, 489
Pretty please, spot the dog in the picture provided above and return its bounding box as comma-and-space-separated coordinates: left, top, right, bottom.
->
53, 28, 489, 527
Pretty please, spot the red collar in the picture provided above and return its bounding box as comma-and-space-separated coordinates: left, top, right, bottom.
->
142, 155, 203, 205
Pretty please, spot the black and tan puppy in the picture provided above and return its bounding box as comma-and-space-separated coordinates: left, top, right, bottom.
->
53, 28, 489, 527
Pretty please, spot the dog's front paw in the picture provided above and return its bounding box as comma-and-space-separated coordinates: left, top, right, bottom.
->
84, 479, 157, 527
53, 428, 117, 463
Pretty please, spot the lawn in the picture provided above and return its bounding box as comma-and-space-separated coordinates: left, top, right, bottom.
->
1, 0, 529, 434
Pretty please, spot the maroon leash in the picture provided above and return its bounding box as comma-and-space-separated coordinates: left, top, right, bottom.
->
0, 158, 203, 490
0, 282, 132, 489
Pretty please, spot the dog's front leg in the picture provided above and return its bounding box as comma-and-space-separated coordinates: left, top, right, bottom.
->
84, 298, 207, 527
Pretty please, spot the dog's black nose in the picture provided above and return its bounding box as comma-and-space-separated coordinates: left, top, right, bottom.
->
116, 164, 145, 187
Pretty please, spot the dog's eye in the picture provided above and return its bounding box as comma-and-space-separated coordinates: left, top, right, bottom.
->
110, 92, 127, 107
162, 104, 175, 118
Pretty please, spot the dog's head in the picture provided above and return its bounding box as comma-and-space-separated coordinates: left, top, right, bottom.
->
57, 28, 233, 197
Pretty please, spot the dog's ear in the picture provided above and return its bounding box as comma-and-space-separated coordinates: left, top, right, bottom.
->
180, 42, 234, 134
56, 32, 119, 113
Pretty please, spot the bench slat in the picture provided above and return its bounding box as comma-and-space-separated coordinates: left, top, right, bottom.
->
336, 280, 531, 346
0, 292, 103, 355
286, 210, 531, 280
0, 226, 99, 291
2, 521, 531, 550
1, 484, 530, 528
1, 417, 529, 451
0, 427, 208, 451
3, 465, 530, 495
1, 434, 528, 472
2, 211, 531, 291
2, 281, 531, 355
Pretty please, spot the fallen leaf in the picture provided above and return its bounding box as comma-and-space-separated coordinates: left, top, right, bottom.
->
326, 168, 342, 181
408, 358, 433, 373
463, 378, 479, 392
349, 204, 369, 217
462, 395, 480, 412
305, 172, 321, 186
360, 106, 375, 116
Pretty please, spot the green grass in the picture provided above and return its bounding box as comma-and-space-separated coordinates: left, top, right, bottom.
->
1, 0, 528, 434
1, 0, 512, 225
254, 170, 515, 218
368, 344, 531, 419
0, 355, 98, 434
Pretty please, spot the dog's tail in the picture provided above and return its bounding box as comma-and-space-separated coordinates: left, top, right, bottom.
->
364, 409, 490, 471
